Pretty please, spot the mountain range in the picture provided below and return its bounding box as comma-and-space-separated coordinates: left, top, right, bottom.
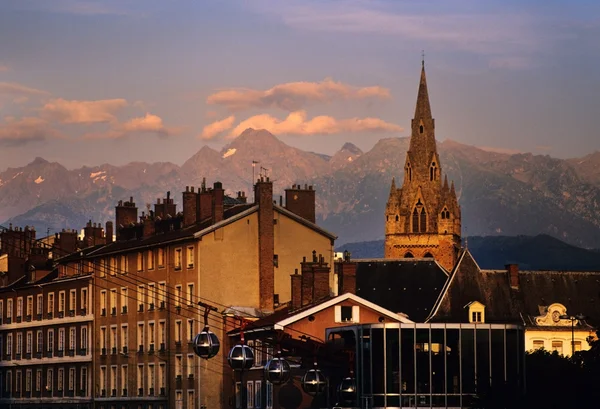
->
1, 128, 600, 249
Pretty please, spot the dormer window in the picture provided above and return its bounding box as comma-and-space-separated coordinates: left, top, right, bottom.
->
466, 301, 485, 324
335, 305, 360, 323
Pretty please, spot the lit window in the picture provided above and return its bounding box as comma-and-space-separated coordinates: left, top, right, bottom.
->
175, 248, 182, 270
187, 246, 194, 268
533, 340, 544, 350
552, 341, 563, 355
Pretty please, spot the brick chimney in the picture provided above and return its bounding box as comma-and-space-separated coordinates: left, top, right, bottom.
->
197, 181, 212, 222
236, 191, 247, 204
506, 264, 519, 289
105, 221, 113, 244
115, 197, 137, 240
285, 184, 316, 223
212, 182, 224, 224
182, 186, 198, 227
154, 198, 164, 219
141, 213, 155, 238
255, 177, 274, 311
335, 251, 357, 295
291, 268, 302, 311
164, 191, 176, 218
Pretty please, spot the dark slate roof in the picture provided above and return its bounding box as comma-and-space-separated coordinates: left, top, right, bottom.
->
355, 258, 448, 322
429, 250, 600, 327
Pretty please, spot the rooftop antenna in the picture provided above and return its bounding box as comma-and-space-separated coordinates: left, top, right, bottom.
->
421, 50, 425, 68
260, 166, 269, 179
252, 160, 259, 201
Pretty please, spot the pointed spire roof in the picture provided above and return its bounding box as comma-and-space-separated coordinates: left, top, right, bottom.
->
450, 180, 456, 197
443, 175, 449, 191
390, 177, 396, 192
414, 60, 432, 120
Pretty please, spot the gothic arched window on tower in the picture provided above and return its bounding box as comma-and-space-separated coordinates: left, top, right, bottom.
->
445, 210, 450, 219
404, 252, 414, 258
420, 209, 427, 233
395, 215, 399, 222
441, 207, 449, 220
424, 252, 433, 258
430, 162, 437, 181
419, 125, 424, 134
412, 208, 419, 233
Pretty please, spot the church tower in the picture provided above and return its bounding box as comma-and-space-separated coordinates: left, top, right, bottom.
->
384, 61, 461, 271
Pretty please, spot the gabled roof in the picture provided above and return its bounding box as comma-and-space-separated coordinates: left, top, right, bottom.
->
274, 205, 337, 241
274, 293, 413, 330
428, 249, 600, 327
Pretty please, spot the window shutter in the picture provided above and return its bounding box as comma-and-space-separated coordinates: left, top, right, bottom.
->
352, 306, 360, 323
334, 306, 341, 323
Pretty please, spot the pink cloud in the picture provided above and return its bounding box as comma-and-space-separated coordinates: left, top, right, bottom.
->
200, 116, 236, 140
0, 117, 62, 147
207, 78, 391, 111
41, 98, 128, 124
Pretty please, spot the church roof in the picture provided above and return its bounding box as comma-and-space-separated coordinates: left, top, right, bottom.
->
355, 258, 449, 322
414, 62, 432, 120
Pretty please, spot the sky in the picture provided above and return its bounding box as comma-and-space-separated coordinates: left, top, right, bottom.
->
0, 0, 599, 170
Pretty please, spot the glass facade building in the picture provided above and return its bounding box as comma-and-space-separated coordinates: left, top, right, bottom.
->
326, 323, 525, 408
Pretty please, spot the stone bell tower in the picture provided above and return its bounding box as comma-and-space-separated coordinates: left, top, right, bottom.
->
384, 60, 461, 271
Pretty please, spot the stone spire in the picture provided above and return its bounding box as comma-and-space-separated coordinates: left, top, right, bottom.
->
414, 61, 432, 121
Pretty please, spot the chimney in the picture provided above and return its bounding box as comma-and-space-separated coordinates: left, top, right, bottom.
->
197, 184, 212, 222
212, 182, 224, 224
313, 257, 330, 302
255, 177, 274, 311
115, 197, 138, 241
182, 186, 198, 227
285, 184, 316, 223
105, 221, 114, 244
291, 269, 302, 311
143, 217, 155, 238
164, 191, 177, 218
154, 198, 164, 219
236, 191, 247, 204
301, 259, 315, 307
506, 264, 519, 289
335, 251, 357, 295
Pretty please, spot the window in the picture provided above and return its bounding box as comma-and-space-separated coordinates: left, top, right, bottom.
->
100, 291, 107, 315
15, 370, 21, 393
420, 208, 427, 232
109, 257, 116, 276
7, 333, 13, 357
121, 365, 127, 395
69, 290, 76, 312
36, 294, 43, 315
159, 363, 166, 388
26, 296, 33, 316
137, 252, 144, 272
121, 325, 128, 352
468, 301, 486, 324
148, 283, 156, 308
7, 298, 13, 319
110, 366, 116, 393
430, 162, 437, 181
235, 382, 242, 409
472, 312, 482, 323
157, 248, 165, 268
47, 293, 54, 315
406, 162, 412, 181
335, 305, 359, 323
175, 248, 182, 270
0, 300, 3, 319
148, 322, 155, 349
59, 292, 65, 313
26, 369, 32, 392
81, 326, 88, 349
187, 246, 194, 268
110, 289, 117, 314
158, 282, 166, 307
404, 252, 414, 258
121, 255, 128, 274
47, 330, 54, 352
121, 288, 128, 313
99, 366, 106, 394
187, 354, 194, 377
187, 319, 194, 342
26, 331, 32, 354
36, 370, 41, 392
419, 124, 424, 134
81, 288, 88, 311
58, 368, 64, 391
176, 390, 184, 409
187, 283, 194, 306
137, 365, 144, 392
110, 327, 117, 351
68, 328, 75, 351
552, 341, 563, 355
255, 380, 262, 408
412, 208, 419, 233
100, 327, 107, 350
17, 297, 23, 317
69, 367, 75, 391
148, 364, 155, 394
175, 320, 182, 343
159, 321, 166, 345
137, 323, 145, 351
574, 341, 582, 352
81, 367, 87, 394
6, 370, 12, 395
188, 390, 195, 409
147, 250, 155, 270
37, 331, 43, 352
266, 381, 273, 409
175, 285, 182, 307
58, 328, 65, 351
16, 332, 23, 355
175, 355, 183, 377
533, 340, 544, 350
137, 286, 145, 311
46, 369, 53, 391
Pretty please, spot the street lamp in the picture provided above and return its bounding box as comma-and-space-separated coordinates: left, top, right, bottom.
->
559, 313, 586, 356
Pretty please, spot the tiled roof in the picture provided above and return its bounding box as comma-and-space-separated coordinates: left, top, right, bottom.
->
355, 258, 448, 322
